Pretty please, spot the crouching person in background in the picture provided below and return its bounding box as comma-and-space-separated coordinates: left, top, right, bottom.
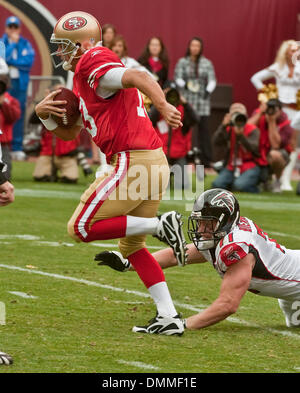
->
248, 99, 294, 193
212, 103, 261, 193
33, 122, 80, 183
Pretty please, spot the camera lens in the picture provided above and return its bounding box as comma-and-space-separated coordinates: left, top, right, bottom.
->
166, 88, 180, 107
266, 107, 276, 115
231, 112, 247, 127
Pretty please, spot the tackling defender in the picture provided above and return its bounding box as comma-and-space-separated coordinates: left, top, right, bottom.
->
35, 12, 187, 335
98, 188, 300, 331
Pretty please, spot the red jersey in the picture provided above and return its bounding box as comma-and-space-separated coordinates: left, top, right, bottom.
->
155, 104, 192, 159
0, 92, 21, 144
226, 123, 259, 173
73, 46, 162, 163
40, 127, 79, 156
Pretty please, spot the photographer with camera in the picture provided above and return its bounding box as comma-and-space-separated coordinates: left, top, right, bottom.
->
248, 98, 294, 193
250, 40, 300, 191
0, 58, 21, 180
212, 103, 261, 193
149, 80, 198, 189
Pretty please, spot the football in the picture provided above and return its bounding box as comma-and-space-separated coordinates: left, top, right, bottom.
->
52, 87, 81, 128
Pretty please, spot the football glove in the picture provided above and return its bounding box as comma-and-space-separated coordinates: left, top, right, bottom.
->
94, 251, 131, 272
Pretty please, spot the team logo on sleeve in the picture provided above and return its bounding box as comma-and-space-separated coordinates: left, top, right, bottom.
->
211, 192, 235, 214
226, 251, 241, 262
63, 17, 87, 31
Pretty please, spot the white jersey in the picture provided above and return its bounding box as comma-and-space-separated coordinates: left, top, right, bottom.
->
203, 217, 300, 301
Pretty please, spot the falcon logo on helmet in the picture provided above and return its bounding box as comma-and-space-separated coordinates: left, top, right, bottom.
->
211, 191, 235, 214
187, 188, 240, 251
63, 17, 87, 31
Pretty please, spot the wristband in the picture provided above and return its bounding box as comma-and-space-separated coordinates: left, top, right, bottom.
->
38, 115, 58, 131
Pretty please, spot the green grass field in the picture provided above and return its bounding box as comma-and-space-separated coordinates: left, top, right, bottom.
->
1, 161, 300, 373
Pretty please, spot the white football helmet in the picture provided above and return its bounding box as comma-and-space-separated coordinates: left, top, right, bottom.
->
50, 11, 102, 70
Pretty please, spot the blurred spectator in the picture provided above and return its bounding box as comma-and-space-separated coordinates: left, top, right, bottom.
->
111, 34, 154, 76
0, 131, 14, 206
0, 58, 21, 180
174, 37, 217, 168
32, 119, 80, 183
1, 16, 35, 161
138, 36, 169, 87
102, 24, 117, 48
23, 108, 43, 157
212, 103, 261, 193
251, 40, 300, 191
248, 99, 294, 193
149, 81, 198, 189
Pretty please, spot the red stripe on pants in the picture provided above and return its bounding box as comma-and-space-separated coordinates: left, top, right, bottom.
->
74, 152, 129, 241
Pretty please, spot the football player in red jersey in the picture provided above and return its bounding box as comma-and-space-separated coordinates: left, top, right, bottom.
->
98, 188, 300, 331
35, 11, 187, 335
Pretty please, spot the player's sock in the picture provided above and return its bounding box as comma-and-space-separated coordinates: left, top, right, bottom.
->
126, 216, 159, 236
128, 248, 177, 317
85, 216, 127, 241
148, 282, 178, 317
83, 216, 158, 242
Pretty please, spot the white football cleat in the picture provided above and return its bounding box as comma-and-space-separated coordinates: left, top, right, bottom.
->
155, 211, 187, 266
0, 352, 13, 365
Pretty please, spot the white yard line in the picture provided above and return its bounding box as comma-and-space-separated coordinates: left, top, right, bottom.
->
117, 359, 160, 371
8, 291, 38, 299
15, 188, 300, 211
0, 263, 299, 341
0, 234, 164, 250
0, 234, 40, 240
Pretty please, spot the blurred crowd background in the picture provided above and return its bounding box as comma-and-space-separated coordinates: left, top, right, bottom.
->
0, 0, 300, 194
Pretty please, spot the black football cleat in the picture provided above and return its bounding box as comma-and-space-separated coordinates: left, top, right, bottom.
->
132, 314, 184, 336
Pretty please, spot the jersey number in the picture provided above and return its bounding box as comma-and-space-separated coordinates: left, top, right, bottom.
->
137, 90, 147, 118
79, 91, 147, 138
79, 97, 97, 137
254, 223, 285, 254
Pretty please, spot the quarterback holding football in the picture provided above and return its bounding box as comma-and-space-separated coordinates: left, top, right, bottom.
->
35, 11, 187, 335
